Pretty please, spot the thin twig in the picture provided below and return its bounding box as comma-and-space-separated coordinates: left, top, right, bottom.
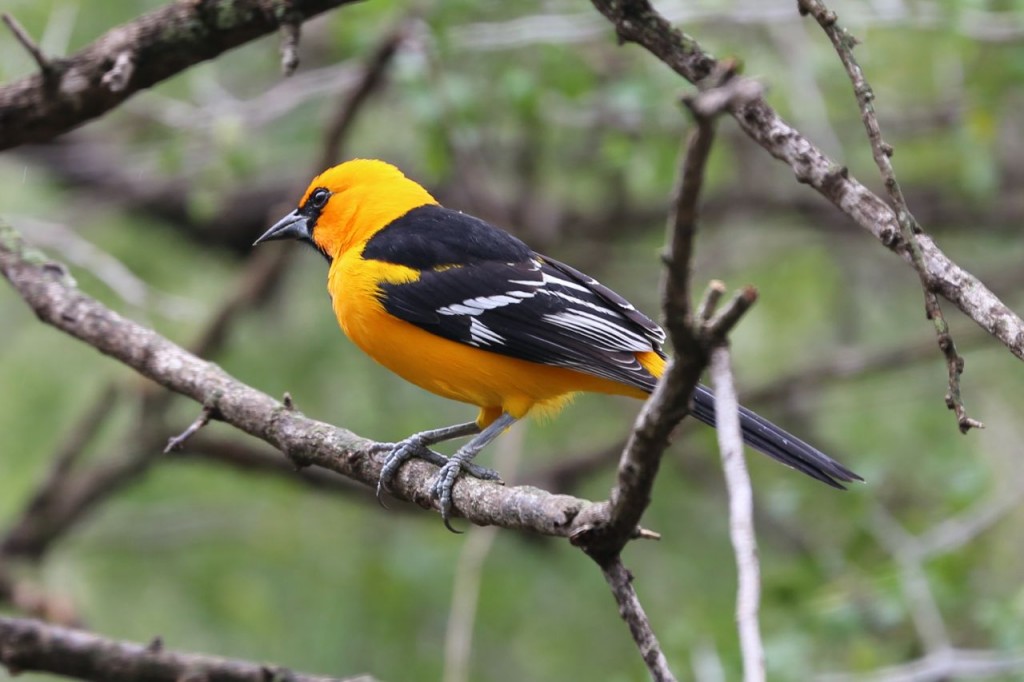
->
1, 13, 56, 77
797, 0, 982, 434
663, 101, 714, 350
695, 280, 726, 323
163, 405, 216, 453
709, 347, 764, 682
703, 287, 759, 339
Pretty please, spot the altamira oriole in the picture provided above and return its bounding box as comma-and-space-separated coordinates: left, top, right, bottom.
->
255, 159, 860, 528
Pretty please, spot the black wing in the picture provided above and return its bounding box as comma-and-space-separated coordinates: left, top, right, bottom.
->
364, 206, 665, 391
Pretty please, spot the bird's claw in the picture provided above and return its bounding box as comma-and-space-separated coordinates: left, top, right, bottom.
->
374, 436, 441, 504
429, 455, 503, 533
431, 458, 466, 533
373, 438, 502, 512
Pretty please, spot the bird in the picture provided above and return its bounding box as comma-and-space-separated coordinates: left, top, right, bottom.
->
254, 159, 861, 530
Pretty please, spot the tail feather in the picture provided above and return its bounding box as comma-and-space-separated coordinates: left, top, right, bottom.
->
691, 384, 862, 489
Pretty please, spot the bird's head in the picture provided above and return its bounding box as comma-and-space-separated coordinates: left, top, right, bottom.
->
254, 159, 437, 261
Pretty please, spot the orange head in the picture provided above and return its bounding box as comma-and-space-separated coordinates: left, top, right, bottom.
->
254, 159, 438, 260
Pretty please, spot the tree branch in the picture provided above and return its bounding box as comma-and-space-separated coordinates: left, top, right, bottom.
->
0, 0, 363, 151
0, 616, 373, 682
0, 221, 638, 538
796, 0, 982, 434
588, 0, 1024, 367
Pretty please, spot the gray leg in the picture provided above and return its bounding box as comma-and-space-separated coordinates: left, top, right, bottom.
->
373, 422, 501, 502
431, 413, 517, 532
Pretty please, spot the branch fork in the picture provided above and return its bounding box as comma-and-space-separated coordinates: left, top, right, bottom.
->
571, 73, 764, 682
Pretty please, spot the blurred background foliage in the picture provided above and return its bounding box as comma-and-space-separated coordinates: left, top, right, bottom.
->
3, 0, 1024, 680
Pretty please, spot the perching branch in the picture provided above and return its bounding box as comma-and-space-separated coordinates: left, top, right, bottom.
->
588, 0, 1024, 378
0, 0, 363, 151
0, 221, 644, 539
0, 616, 374, 682
796, 0, 982, 434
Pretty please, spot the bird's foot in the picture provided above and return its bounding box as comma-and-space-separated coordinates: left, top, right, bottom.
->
372, 437, 442, 504
429, 452, 502, 533
371, 438, 500, 508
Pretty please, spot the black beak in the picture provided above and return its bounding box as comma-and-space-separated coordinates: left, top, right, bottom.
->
253, 209, 310, 246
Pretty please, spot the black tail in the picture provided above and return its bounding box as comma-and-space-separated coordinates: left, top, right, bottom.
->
691, 384, 862, 489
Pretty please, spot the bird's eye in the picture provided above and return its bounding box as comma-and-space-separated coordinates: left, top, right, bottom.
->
309, 188, 330, 209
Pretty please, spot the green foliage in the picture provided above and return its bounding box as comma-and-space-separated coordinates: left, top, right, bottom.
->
3, 1, 1024, 680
